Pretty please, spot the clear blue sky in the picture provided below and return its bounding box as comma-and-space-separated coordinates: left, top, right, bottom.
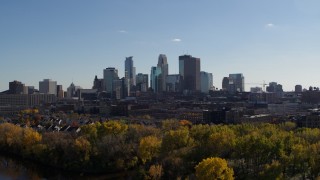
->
1, 0, 320, 92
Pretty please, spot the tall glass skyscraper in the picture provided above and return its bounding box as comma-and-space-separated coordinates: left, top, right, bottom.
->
157, 54, 168, 92
125, 56, 136, 88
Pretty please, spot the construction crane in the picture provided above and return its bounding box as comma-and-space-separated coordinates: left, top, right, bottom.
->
246, 81, 268, 92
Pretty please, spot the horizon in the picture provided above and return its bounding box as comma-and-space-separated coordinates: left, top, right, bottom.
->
1, 0, 320, 92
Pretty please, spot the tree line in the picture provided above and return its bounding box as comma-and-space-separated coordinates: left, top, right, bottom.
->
0, 119, 320, 179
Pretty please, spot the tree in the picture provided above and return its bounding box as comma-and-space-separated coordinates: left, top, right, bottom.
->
195, 157, 234, 180
138, 136, 161, 164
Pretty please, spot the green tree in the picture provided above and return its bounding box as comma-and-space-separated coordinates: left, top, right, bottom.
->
195, 157, 234, 180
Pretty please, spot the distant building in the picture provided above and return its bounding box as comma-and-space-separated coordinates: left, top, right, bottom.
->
67, 83, 82, 98
39, 79, 57, 95
125, 56, 136, 88
93, 75, 103, 91
295, 85, 302, 93
150, 66, 162, 93
228, 74, 245, 93
157, 54, 169, 92
166, 74, 182, 92
9, 80, 26, 94
266, 82, 283, 98
136, 73, 148, 92
103, 67, 119, 95
250, 87, 263, 93
200, 71, 213, 94
179, 55, 201, 92
222, 77, 229, 91
57, 85, 64, 98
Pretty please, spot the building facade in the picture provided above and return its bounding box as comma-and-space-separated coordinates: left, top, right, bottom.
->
228, 74, 244, 93
200, 71, 213, 94
136, 73, 148, 92
150, 66, 162, 93
125, 56, 136, 88
103, 67, 119, 94
39, 79, 57, 95
157, 54, 168, 92
179, 55, 201, 92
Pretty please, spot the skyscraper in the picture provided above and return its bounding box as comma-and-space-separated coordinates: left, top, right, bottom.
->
200, 71, 213, 94
179, 55, 201, 92
39, 79, 57, 95
103, 67, 119, 94
150, 66, 162, 93
157, 54, 168, 92
125, 56, 136, 88
222, 77, 229, 91
136, 73, 149, 92
228, 74, 244, 93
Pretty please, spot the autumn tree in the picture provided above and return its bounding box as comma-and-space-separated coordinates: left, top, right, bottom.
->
195, 157, 234, 180
138, 135, 161, 164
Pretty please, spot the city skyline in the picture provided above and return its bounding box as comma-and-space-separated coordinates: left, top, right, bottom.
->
1, 1, 320, 91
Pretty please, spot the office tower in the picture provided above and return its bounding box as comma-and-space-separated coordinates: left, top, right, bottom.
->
228, 74, 244, 93
26, 86, 35, 94
150, 66, 162, 93
222, 77, 229, 91
57, 85, 64, 98
136, 73, 149, 92
67, 82, 82, 98
179, 55, 201, 92
295, 85, 302, 93
200, 71, 213, 94
103, 67, 119, 94
125, 56, 136, 88
266, 82, 283, 93
39, 79, 57, 95
166, 74, 182, 92
157, 54, 169, 92
9, 80, 25, 94
93, 75, 103, 91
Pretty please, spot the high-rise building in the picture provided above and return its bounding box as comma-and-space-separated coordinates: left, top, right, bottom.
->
93, 75, 103, 91
166, 74, 182, 92
150, 66, 162, 93
136, 73, 148, 92
228, 74, 244, 93
266, 82, 283, 93
222, 77, 229, 91
157, 54, 169, 92
9, 80, 25, 94
57, 85, 64, 98
179, 55, 201, 92
295, 85, 302, 93
200, 71, 213, 94
103, 67, 119, 94
125, 56, 136, 88
67, 82, 82, 98
39, 79, 57, 95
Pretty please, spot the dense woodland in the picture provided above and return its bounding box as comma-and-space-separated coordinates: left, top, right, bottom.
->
1, 114, 320, 179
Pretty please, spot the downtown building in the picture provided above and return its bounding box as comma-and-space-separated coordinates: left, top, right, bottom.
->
200, 71, 213, 94
39, 79, 57, 95
136, 73, 148, 92
179, 55, 201, 93
125, 56, 136, 89
228, 73, 245, 94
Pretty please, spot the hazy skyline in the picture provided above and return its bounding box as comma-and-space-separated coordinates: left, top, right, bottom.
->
1, 0, 320, 92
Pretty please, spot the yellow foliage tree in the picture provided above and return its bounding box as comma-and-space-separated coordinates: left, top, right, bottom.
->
138, 136, 161, 164
195, 157, 234, 180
